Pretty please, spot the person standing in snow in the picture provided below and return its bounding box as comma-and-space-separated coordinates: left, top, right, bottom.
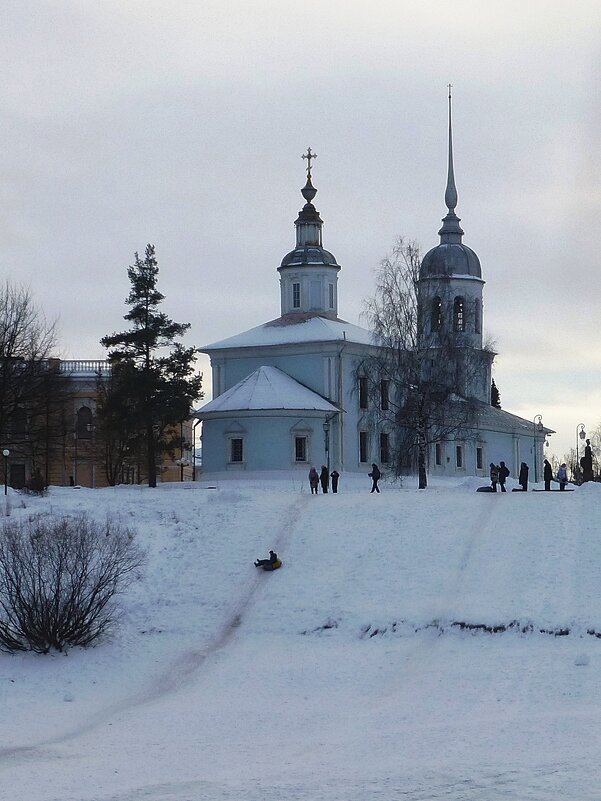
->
519, 462, 529, 491
557, 463, 568, 491
369, 463, 381, 493
330, 469, 340, 493
489, 462, 499, 492
543, 458, 553, 491
308, 466, 319, 494
582, 439, 594, 482
498, 461, 510, 492
319, 465, 329, 493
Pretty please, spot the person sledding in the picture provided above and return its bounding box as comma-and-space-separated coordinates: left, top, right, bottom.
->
254, 550, 282, 570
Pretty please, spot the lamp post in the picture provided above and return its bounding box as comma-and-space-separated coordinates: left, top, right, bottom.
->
533, 415, 543, 483
175, 458, 189, 482
2, 449, 9, 495
323, 418, 331, 472
575, 423, 586, 483
192, 419, 201, 481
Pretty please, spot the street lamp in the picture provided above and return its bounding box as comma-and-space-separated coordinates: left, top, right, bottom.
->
322, 418, 331, 472
575, 423, 586, 483
533, 415, 543, 483
2, 449, 9, 496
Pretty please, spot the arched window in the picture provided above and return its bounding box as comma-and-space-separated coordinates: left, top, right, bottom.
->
430, 297, 442, 332
76, 406, 93, 440
453, 296, 465, 332
474, 298, 482, 334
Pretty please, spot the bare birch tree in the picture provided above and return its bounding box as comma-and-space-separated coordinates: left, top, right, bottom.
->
359, 238, 491, 489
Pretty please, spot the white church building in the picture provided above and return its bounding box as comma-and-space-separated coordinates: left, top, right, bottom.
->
198, 110, 552, 482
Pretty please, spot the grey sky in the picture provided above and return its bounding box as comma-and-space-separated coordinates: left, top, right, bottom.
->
1, 1, 599, 458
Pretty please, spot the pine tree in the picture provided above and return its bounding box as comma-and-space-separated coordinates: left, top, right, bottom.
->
491, 378, 501, 408
100, 245, 203, 487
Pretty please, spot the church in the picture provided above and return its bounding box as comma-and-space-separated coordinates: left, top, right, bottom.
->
197, 102, 552, 482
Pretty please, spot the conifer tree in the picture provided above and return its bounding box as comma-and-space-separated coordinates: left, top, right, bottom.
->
100, 245, 203, 487
491, 378, 501, 408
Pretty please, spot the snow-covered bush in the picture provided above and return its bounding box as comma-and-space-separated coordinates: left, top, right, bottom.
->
0, 515, 144, 653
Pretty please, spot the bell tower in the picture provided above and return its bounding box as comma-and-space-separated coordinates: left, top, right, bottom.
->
418, 87, 494, 403
277, 149, 341, 318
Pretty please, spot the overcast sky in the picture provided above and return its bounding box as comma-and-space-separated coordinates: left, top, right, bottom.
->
1, 1, 600, 459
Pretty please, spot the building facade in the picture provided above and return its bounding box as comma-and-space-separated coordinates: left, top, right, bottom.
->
198, 109, 553, 481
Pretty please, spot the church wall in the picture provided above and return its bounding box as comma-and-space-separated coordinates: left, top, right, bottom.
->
201, 414, 331, 474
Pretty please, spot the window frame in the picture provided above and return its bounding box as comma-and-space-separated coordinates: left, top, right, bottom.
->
380, 379, 390, 411
453, 296, 465, 333
379, 432, 390, 464
230, 437, 244, 463
359, 376, 368, 410
294, 435, 308, 463
359, 431, 369, 463
292, 282, 301, 309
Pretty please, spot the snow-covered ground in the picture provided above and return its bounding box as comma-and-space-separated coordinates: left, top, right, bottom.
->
1, 472, 601, 801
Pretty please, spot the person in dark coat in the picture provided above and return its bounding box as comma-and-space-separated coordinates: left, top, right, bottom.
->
519, 462, 529, 491
369, 463, 381, 493
543, 458, 553, 491
255, 550, 278, 567
557, 463, 568, 491
308, 467, 319, 494
489, 462, 499, 492
583, 439, 594, 482
320, 465, 329, 494
498, 461, 509, 492
330, 470, 340, 493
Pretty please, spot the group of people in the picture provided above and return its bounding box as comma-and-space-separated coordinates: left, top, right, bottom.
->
490, 461, 531, 492
308, 463, 382, 494
308, 466, 340, 494
543, 458, 569, 491
489, 461, 512, 492
490, 458, 571, 492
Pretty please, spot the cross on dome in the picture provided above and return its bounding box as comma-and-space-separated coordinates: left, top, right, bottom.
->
302, 147, 317, 179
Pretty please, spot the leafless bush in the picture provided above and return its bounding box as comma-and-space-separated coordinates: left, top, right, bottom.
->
0, 515, 144, 653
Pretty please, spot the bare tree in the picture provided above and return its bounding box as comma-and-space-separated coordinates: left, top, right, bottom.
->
0, 515, 144, 653
0, 282, 74, 484
359, 238, 492, 489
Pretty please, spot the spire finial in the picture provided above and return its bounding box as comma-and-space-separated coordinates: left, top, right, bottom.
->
437, 85, 464, 243
445, 84, 458, 212
301, 147, 318, 204
302, 147, 317, 179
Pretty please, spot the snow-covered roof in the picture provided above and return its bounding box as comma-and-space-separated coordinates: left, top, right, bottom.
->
201, 313, 376, 351
195, 366, 339, 415
475, 402, 555, 436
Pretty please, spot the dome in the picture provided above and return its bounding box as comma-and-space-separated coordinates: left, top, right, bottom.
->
420, 242, 481, 279
280, 246, 339, 269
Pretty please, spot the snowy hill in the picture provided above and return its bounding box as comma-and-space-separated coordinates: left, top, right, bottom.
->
2, 475, 601, 801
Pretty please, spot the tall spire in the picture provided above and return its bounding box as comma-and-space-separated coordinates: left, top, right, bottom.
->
438, 84, 464, 243
444, 84, 458, 212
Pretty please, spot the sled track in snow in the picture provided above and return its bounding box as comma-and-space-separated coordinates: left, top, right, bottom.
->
0, 496, 306, 761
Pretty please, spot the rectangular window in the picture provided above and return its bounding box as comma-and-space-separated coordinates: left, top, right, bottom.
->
359, 431, 368, 463
295, 436, 307, 462
292, 282, 301, 309
380, 432, 389, 464
435, 443, 442, 466
380, 379, 389, 411
476, 447, 483, 470
328, 283, 335, 309
310, 280, 321, 309
456, 445, 463, 469
359, 377, 368, 409
230, 438, 243, 463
